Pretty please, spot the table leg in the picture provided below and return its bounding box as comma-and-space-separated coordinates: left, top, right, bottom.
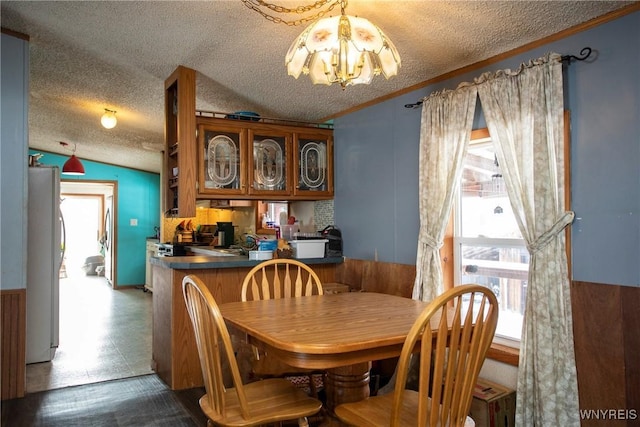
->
324, 362, 371, 413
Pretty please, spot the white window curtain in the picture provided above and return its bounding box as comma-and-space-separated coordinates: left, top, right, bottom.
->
476, 53, 578, 426
412, 85, 478, 302
412, 52, 579, 425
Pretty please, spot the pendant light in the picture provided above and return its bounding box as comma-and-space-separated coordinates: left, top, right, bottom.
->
285, 0, 401, 88
241, 0, 400, 89
59, 141, 85, 175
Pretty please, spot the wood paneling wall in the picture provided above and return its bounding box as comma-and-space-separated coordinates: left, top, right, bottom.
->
1, 289, 26, 400
571, 281, 640, 427
335, 258, 416, 297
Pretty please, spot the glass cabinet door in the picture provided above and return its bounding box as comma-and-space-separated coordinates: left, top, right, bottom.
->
294, 131, 333, 197
248, 129, 292, 196
198, 124, 247, 196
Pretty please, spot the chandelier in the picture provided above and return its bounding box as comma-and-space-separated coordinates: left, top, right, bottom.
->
242, 0, 401, 88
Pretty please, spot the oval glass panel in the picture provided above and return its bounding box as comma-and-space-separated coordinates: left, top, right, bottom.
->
254, 138, 284, 189
300, 142, 326, 188
207, 135, 237, 187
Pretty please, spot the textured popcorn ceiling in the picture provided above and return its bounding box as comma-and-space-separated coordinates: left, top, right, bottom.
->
2, 1, 635, 173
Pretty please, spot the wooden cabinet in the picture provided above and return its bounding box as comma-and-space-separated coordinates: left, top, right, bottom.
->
196, 116, 333, 200
163, 65, 333, 211
197, 121, 247, 197
164, 66, 196, 217
247, 126, 293, 197
293, 130, 333, 198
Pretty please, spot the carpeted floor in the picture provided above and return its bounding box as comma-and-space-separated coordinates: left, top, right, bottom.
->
1, 374, 208, 427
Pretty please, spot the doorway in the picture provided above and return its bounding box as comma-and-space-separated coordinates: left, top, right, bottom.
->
59, 181, 116, 284
25, 180, 153, 393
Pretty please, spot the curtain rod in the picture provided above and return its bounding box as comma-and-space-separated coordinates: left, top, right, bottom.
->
403, 46, 593, 109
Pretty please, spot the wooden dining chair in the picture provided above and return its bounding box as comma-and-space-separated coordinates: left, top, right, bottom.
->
241, 258, 324, 302
182, 274, 322, 427
240, 258, 324, 394
335, 284, 499, 427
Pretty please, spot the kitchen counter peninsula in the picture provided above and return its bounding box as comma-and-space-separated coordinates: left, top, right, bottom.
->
150, 254, 343, 390
149, 254, 342, 270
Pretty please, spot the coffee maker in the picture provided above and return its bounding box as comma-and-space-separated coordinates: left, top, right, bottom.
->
215, 222, 234, 248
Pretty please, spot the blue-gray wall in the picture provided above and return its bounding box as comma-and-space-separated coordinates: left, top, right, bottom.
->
334, 11, 639, 287
30, 150, 161, 287
1, 32, 29, 291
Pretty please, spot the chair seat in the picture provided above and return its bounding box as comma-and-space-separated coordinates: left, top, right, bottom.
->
335, 389, 475, 427
200, 378, 322, 427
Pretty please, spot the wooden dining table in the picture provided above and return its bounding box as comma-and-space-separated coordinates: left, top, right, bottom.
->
220, 291, 430, 413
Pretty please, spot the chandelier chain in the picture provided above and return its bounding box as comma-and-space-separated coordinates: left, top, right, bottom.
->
240, 0, 345, 26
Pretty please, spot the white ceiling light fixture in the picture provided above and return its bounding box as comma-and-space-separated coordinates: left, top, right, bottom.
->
242, 0, 400, 89
101, 109, 117, 129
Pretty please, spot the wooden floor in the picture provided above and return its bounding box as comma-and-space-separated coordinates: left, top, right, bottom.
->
2, 373, 335, 426
27, 273, 153, 393
2, 374, 208, 426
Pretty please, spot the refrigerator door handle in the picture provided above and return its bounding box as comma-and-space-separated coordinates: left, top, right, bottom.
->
59, 209, 66, 271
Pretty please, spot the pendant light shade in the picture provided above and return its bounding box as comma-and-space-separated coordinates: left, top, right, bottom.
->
59, 141, 85, 175
62, 154, 85, 175
285, 10, 400, 88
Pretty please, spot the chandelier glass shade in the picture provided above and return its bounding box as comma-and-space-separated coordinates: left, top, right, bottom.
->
285, 11, 401, 88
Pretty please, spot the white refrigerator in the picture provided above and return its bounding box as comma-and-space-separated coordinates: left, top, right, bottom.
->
26, 166, 62, 364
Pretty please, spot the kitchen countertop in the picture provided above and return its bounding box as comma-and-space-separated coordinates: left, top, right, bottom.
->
150, 254, 344, 270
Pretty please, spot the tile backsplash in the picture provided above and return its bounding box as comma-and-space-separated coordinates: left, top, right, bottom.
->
161, 200, 334, 243
314, 199, 335, 231
162, 207, 254, 244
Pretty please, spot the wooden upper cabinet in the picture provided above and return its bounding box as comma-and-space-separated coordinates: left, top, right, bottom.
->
247, 126, 292, 197
195, 116, 333, 200
293, 130, 334, 198
197, 121, 247, 196
164, 66, 196, 218
163, 65, 333, 205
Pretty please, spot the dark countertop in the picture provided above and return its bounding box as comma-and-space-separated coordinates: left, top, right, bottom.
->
150, 255, 344, 270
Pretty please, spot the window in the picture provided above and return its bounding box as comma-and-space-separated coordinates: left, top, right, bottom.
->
256, 201, 288, 234
454, 137, 528, 346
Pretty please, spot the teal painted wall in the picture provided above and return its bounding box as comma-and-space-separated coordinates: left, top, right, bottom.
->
30, 150, 160, 286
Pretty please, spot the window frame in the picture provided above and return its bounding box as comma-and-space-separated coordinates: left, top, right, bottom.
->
442, 117, 572, 366
453, 133, 528, 352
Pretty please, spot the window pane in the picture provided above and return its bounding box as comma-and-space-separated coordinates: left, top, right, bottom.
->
458, 241, 528, 341
460, 145, 520, 239
456, 141, 528, 343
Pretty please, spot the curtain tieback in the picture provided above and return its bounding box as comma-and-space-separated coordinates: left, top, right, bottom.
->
420, 235, 443, 250
527, 211, 575, 253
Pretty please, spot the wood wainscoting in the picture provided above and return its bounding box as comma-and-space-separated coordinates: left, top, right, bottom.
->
571, 281, 640, 426
1, 288, 26, 400
335, 258, 416, 297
